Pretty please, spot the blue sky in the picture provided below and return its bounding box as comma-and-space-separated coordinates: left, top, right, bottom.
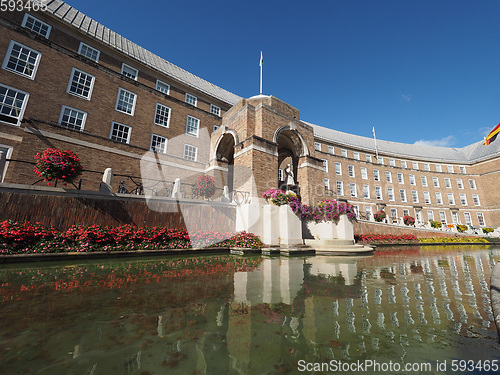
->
64, 0, 500, 148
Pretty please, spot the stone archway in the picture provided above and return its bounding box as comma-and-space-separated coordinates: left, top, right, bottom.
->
273, 124, 309, 195
214, 130, 238, 193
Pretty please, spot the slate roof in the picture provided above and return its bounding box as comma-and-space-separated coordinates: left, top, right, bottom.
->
307, 122, 500, 164
42, 0, 241, 106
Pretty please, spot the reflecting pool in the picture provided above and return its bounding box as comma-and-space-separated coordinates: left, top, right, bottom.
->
1, 246, 500, 374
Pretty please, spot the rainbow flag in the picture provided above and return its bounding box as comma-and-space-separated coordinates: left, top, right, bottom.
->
484, 123, 500, 145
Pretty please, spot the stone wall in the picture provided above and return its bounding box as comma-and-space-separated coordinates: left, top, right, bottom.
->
0, 184, 236, 232
353, 220, 475, 238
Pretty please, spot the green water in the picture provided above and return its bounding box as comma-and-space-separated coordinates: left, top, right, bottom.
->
1, 247, 500, 374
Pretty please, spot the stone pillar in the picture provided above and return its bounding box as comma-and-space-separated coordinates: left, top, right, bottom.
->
171, 178, 182, 199
99, 168, 113, 193
262, 204, 280, 246
336, 215, 354, 240
279, 204, 303, 246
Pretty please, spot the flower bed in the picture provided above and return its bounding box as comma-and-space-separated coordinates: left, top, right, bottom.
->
0, 220, 264, 254
355, 234, 418, 244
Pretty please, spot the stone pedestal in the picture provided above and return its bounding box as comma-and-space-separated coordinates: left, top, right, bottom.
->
306, 221, 337, 240
279, 204, 303, 246
263, 204, 280, 246
336, 215, 354, 240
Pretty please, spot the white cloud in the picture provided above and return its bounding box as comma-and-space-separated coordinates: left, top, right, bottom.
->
401, 94, 412, 102
413, 135, 456, 147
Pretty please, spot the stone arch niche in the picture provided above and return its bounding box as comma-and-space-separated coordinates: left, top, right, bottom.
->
214, 129, 239, 194
274, 123, 309, 196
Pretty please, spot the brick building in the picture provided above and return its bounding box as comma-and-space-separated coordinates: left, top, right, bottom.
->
0, 1, 499, 229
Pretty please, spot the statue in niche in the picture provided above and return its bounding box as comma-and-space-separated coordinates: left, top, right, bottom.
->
285, 164, 295, 189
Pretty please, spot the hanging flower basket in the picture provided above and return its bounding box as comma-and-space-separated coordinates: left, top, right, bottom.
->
192, 175, 216, 199
33, 148, 83, 185
374, 210, 386, 222
403, 215, 415, 226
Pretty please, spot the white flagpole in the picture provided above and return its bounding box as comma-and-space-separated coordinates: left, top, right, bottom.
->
372, 126, 379, 161
259, 51, 263, 95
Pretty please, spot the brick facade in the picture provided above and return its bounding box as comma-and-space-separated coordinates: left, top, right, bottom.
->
0, 5, 499, 230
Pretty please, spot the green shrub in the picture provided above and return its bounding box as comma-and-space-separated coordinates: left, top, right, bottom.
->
482, 227, 494, 234
430, 221, 442, 229
456, 224, 468, 233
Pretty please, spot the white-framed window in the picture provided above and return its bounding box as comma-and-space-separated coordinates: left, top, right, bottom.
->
432, 177, 439, 188
469, 179, 477, 189
385, 171, 392, 183
375, 186, 382, 200
423, 191, 431, 204
388, 188, 395, 201
464, 212, 472, 226
409, 174, 416, 186
353, 152, 360, 160
58, 105, 86, 131
183, 144, 197, 161
78, 42, 100, 62
412, 162, 418, 170
278, 169, 283, 181
472, 194, 480, 206
365, 206, 373, 221
477, 212, 485, 226
444, 178, 452, 188
401, 160, 407, 169
67, 68, 95, 100
150, 134, 167, 154
452, 211, 459, 224
341, 149, 347, 157
460, 193, 467, 206
378, 156, 384, 164
22, 13, 51, 38
115, 88, 137, 115
435, 164, 442, 172
335, 162, 341, 175
459, 166, 466, 174
400, 189, 407, 202
186, 115, 200, 137
2, 40, 41, 80
373, 169, 380, 181
156, 80, 170, 94
121, 63, 138, 80
185, 93, 197, 106
397, 173, 404, 184
416, 210, 422, 225
424, 163, 430, 171
435, 192, 443, 205
353, 205, 360, 218
328, 145, 334, 155
389, 158, 395, 166
439, 211, 447, 225
447, 165, 454, 173
457, 178, 464, 189
336, 180, 344, 196
154, 103, 171, 127
421, 175, 428, 187
412, 190, 418, 203
0, 145, 13, 183
403, 209, 409, 217
213, 124, 220, 132
322, 159, 328, 173
366, 154, 372, 163
210, 104, 221, 117
324, 178, 330, 191
314, 142, 321, 151
448, 193, 455, 205
0, 83, 29, 126
391, 208, 398, 220
361, 167, 368, 180
110, 121, 131, 143
427, 210, 434, 222
363, 184, 370, 199
350, 182, 357, 197
348, 164, 355, 177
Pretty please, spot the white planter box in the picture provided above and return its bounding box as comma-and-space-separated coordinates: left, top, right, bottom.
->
306, 221, 337, 240
279, 204, 303, 246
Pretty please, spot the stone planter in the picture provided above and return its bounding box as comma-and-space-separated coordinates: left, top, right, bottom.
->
263, 204, 280, 246
306, 221, 337, 240
336, 215, 354, 240
279, 204, 303, 246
